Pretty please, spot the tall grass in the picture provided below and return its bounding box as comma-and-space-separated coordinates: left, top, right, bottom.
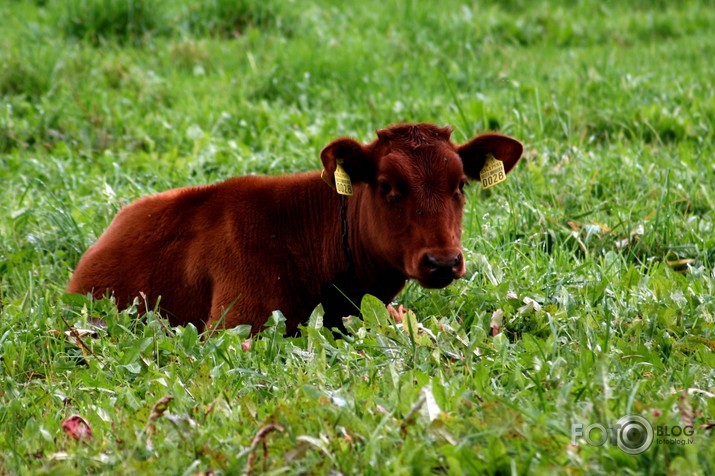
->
57, 0, 164, 45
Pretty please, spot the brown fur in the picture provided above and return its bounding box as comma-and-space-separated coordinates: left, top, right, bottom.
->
67, 123, 523, 335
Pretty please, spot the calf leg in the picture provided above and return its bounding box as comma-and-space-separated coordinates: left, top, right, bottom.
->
206, 292, 244, 333
321, 275, 363, 336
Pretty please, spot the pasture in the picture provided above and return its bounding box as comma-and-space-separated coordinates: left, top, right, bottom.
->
1, 0, 714, 473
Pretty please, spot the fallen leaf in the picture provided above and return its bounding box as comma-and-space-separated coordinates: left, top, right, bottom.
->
667, 258, 695, 273
87, 317, 107, 329
421, 385, 442, 423
615, 224, 645, 249
149, 395, 174, 422
50, 329, 98, 340
47, 452, 72, 460
295, 435, 331, 459
490, 309, 504, 336
518, 297, 542, 315
387, 303, 406, 323
339, 426, 354, 445
246, 424, 285, 476
687, 388, 715, 398
61, 414, 93, 442
65, 329, 98, 342
567, 220, 582, 232
166, 414, 196, 435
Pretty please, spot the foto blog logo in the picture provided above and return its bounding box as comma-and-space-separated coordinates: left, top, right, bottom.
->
572, 415, 694, 455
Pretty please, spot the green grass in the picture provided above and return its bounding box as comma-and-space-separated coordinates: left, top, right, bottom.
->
1, 0, 715, 473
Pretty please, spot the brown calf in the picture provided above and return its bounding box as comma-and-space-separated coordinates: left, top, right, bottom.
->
67, 123, 523, 335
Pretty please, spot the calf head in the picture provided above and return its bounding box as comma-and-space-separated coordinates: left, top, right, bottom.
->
321, 123, 522, 288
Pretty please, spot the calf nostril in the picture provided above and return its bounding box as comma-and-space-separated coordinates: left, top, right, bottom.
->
423, 254, 440, 270
423, 253, 462, 272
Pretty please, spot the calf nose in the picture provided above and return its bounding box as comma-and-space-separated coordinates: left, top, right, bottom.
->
422, 253, 462, 274
416, 251, 465, 288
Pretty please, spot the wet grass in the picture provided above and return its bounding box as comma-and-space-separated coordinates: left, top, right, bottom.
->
1, 0, 714, 473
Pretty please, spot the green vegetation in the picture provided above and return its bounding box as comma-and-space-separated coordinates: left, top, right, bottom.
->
1, 0, 714, 473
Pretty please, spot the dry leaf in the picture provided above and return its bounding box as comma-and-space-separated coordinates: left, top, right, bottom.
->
667, 258, 695, 273
615, 224, 645, 249
490, 309, 504, 336
246, 424, 285, 476
149, 395, 174, 422
65, 329, 98, 343
61, 414, 93, 442
687, 388, 715, 398
421, 385, 442, 423
518, 297, 542, 315
387, 303, 406, 323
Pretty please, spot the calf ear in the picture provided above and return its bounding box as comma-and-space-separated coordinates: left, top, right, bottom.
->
457, 133, 524, 180
320, 137, 376, 185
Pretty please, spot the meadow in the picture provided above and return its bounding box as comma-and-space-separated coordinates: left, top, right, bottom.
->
1, 0, 714, 473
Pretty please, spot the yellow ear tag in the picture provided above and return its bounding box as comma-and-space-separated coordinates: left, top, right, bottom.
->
479, 154, 507, 189
334, 162, 353, 196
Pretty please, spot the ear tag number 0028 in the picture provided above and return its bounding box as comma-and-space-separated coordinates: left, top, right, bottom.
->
334, 162, 353, 196
479, 154, 506, 190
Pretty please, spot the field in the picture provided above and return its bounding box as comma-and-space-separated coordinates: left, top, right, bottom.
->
1, 0, 714, 473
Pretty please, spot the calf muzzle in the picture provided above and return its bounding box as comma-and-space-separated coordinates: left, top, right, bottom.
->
418, 250, 465, 288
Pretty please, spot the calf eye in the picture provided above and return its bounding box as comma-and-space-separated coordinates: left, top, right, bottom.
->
454, 179, 467, 200
378, 178, 392, 195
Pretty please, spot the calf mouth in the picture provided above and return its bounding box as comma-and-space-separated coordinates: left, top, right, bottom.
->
412, 250, 465, 289
417, 269, 458, 289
